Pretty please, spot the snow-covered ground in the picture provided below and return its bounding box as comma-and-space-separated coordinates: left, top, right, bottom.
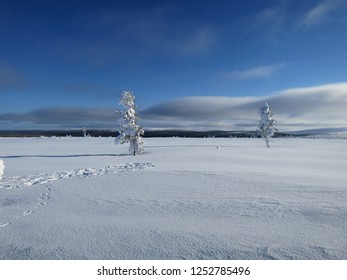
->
0, 137, 346, 260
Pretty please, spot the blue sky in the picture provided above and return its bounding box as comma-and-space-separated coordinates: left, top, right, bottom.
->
1, 0, 347, 131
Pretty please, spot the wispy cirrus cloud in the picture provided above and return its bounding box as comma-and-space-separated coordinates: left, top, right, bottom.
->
301, 1, 335, 28
179, 25, 218, 55
225, 63, 286, 80
250, 0, 347, 38
251, 4, 288, 38
299, 0, 347, 29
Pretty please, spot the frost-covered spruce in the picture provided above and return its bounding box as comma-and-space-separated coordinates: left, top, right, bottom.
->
115, 91, 144, 155
82, 127, 87, 138
0, 159, 4, 180
258, 102, 277, 148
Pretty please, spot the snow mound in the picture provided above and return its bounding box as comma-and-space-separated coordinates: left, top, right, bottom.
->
0, 160, 4, 180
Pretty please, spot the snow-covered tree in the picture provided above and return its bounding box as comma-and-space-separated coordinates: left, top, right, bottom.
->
115, 91, 144, 155
258, 102, 277, 148
0, 159, 4, 180
82, 127, 87, 138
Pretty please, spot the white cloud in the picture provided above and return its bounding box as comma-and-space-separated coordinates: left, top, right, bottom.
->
142, 82, 347, 131
1, 83, 347, 131
225, 63, 286, 80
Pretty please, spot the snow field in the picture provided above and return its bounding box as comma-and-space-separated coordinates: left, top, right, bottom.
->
0, 137, 346, 259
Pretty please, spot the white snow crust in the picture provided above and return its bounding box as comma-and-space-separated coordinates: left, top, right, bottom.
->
0, 137, 346, 259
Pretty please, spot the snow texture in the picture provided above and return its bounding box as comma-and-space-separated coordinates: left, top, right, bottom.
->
0, 137, 346, 260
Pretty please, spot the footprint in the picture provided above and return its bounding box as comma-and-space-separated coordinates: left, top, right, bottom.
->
13, 185, 53, 220
36, 185, 53, 208
0, 222, 10, 228
17, 210, 34, 218
37, 201, 48, 206
16, 210, 34, 219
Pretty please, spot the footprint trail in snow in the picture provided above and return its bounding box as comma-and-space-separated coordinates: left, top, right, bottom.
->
0, 163, 154, 190
0, 163, 154, 228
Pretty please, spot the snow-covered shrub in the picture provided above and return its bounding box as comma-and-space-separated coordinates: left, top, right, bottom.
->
115, 91, 144, 155
258, 102, 277, 147
0, 159, 4, 180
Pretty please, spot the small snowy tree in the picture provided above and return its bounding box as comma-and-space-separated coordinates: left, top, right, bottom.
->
115, 91, 144, 155
82, 127, 87, 138
0, 159, 4, 180
258, 102, 277, 148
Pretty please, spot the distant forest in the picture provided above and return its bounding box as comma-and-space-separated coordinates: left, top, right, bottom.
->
0, 130, 296, 138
